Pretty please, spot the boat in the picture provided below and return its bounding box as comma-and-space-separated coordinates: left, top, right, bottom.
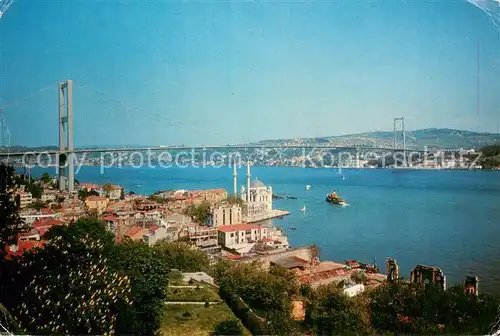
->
306, 185, 311, 190
300, 205, 306, 212
290, 226, 297, 230
326, 191, 347, 206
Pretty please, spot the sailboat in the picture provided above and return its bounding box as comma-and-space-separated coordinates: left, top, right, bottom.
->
306, 185, 311, 190
300, 205, 306, 212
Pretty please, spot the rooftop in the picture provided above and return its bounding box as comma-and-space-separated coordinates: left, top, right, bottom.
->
250, 179, 266, 188
272, 256, 309, 269
217, 223, 261, 233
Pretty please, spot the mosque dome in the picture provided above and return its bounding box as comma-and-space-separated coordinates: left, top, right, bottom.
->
250, 179, 266, 188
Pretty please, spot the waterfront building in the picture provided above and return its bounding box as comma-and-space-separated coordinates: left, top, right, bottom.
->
206, 203, 242, 227
217, 223, 267, 246
237, 162, 273, 218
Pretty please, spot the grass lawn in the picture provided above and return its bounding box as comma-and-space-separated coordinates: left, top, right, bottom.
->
161, 303, 251, 336
167, 286, 220, 302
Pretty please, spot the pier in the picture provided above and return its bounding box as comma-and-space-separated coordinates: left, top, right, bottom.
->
245, 209, 290, 223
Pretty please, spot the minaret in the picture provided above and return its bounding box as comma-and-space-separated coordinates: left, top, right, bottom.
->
233, 159, 237, 196
246, 160, 251, 203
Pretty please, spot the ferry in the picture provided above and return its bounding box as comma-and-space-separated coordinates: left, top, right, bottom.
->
326, 190, 347, 206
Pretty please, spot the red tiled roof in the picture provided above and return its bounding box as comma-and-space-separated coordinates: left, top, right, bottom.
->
86, 196, 107, 201
6, 240, 45, 258
110, 185, 122, 190
217, 223, 260, 233
226, 254, 242, 260
81, 183, 100, 189
41, 208, 54, 215
298, 268, 347, 285
102, 215, 118, 221
150, 225, 160, 232
18, 229, 40, 238
124, 226, 148, 238
32, 219, 64, 228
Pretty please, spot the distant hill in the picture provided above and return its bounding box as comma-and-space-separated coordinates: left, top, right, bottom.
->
251, 128, 500, 150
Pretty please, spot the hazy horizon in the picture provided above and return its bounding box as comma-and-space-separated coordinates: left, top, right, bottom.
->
1, 1, 499, 147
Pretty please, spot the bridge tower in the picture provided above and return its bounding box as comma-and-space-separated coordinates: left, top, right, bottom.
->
393, 117, 406, 167
57, 80, 75, 192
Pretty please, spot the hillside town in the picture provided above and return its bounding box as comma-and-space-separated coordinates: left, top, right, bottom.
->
9, 162, 293, 263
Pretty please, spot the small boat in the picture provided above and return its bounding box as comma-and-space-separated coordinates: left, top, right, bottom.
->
326, 191, 347, 206
290, 226, 297, 230
300, 205, 306, 212
306, 185, 311, 190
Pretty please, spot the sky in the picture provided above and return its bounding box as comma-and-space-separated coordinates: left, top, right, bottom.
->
0, 0, 499, 147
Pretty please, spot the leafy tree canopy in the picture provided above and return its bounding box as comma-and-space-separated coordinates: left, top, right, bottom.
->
212, 319, 244, 336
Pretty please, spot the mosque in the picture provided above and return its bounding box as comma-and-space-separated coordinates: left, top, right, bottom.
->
233, 161, 273, 218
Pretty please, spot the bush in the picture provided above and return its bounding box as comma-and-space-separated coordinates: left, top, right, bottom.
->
212, 319, 244, 336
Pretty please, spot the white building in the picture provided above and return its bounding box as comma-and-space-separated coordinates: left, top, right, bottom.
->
143, 225, 168, 246
235, 162, 273, 217
217, 223, 267, 247
18, 192, 33, 209
343, 284, 365, 297
206, 203, 242, 227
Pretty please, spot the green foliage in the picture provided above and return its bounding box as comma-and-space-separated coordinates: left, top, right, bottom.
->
0, 164, 24, 257
226, 194, 243, 206
213, 260, 298, 335
305, 283, 374, 335
480, 144, 500, 157
185, 200, 211, 223
351, 270, 367, 284
103, 183, 113, 196
108, 240, 170, 336
27, 200, 50, 210
369, 281, 500, 335
1, 220, 133, 335
40, 172, 51, 184
25, 181, 43, 199
154, 240, 209, 272
78, 188, 99, 200
212, 319, 244, 336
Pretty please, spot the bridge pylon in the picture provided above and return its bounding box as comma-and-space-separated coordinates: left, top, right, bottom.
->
57, 80, 74, 192
393, 117, 406, 167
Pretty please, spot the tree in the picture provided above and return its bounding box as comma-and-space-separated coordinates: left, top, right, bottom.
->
185, 201, 211, 223
40, 172, 51, 184
213, 260, 298, 335
102, 183, 113, 197
0, 164, 24, 258
226, 194, 243, 206
108, 240, 170, 335
1, 219, 133, 335
154, 240, 209, 272
78, 189, 99, 200
212, 319, 244, 336
305, 283, 374, 335
25, 181, 43, 199
120, 188, 125, 200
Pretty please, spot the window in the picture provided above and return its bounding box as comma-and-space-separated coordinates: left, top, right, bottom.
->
230, 233, 234, 237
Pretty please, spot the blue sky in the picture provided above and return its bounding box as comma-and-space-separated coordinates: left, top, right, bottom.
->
0, 0, 499, 147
